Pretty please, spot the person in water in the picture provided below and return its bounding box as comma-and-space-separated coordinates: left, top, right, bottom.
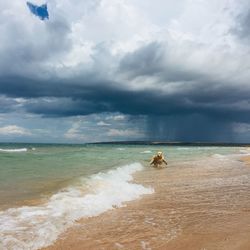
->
150, 151, 168, 168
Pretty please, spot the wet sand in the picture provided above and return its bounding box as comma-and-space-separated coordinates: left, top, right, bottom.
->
241, 155, 250, 166
45, 156, 250, 250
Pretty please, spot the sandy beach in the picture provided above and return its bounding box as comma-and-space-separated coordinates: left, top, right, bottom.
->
44, 154, 250, 250
241, 155, 250, 166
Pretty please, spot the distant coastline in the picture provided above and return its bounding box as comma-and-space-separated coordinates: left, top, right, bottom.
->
89, 141, 250, 147
1, 141, 250, 147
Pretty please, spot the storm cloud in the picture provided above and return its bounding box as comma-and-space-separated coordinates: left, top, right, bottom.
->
0, 0, 250, 142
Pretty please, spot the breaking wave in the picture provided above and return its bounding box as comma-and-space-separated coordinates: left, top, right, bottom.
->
0, 162, 153, 250
0, 148, 28, 153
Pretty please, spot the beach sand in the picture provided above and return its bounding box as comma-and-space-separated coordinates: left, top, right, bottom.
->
241, 155, 250, 166
44, 156, 250, 250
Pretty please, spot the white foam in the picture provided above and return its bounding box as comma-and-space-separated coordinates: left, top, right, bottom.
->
117, 147, 125, 151
0, 163, 153, 250
239, 148, 250, 155
140, 150, 152, 154
212, 153, 226, 159
0, 148, 27, 153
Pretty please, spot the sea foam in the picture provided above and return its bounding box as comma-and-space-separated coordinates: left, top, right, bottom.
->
140, 150, 152, 154
0, 148, 28, 153
0, 162, 153, 250
212, 153, 226, 159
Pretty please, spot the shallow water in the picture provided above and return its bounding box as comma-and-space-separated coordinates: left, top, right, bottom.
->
46, 147, 250, 250
0, 144, 247, 249
0, 143, 240, 209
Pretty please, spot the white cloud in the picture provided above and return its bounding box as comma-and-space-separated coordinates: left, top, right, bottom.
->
0, 125, 31, 136
106, 115, 126, 121
97, 121, 110, 126
64, 121, 85, 140
107, 128, 142, 137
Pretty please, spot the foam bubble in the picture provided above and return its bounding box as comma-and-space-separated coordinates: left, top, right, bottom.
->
0, 163, 154, 250
212, 153, 226, 159
140, 150, 152, 154
239, 148, 250, 155
0, 148, 27, 153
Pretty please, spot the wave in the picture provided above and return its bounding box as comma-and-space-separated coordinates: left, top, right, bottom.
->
212, 153, 226, 159
0, 162, 154, 250
140, 150, 152, 154
239, 149, 250, 154
0, 148, 28, 153
117, 147, 125, 151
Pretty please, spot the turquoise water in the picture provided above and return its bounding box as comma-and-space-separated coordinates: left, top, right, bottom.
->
0, 143, 240, 209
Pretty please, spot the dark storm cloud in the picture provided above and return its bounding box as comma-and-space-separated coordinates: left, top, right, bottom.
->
12, 78, 249, 142
24, 97, 112, 117
0, 96, 19, 113
1, 40, 250, 126
119, 42, 202, 82
146, 114, 235, 142
1, 71, 250, 127
119, 42, 165, 78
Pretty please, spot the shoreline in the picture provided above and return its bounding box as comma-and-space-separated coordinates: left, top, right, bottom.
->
44, 155, 250, 250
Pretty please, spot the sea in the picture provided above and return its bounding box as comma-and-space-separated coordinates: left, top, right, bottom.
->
0, 143, 249, 249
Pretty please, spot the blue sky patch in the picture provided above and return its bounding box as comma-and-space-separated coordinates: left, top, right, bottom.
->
27, 2, 49, 20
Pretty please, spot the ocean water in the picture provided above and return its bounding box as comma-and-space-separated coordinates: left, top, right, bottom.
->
0, 143, 247, 249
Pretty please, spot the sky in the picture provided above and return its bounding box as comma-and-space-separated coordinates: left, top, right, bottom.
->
0, 0, 250, 143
